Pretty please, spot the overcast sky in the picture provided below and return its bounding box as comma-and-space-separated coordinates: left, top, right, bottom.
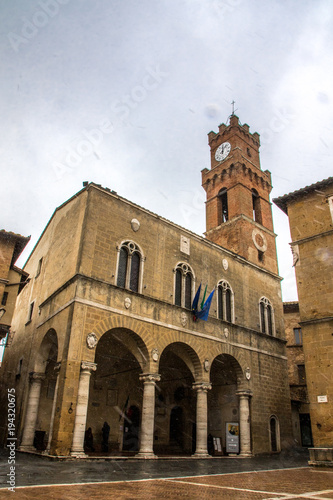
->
1, 0, 333, 302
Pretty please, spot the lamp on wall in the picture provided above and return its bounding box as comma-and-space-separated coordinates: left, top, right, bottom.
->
68, 402, 73, 414
0, 308, 5, 320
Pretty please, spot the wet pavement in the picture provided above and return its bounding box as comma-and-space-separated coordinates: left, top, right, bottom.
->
0, 447, 311, 488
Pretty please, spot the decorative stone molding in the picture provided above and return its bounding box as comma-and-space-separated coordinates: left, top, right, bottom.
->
180, 235, 190, 255
252, 228, 268, 252
80, 361, 97, 372
124, 297, 132, 309
180, 311, 187, 327
131, 218, 140, 232
291, 244, 299, 267
29, 372, 46, 382
151, 348, 159, 362
203, 359, 210, 372
192, 382, 212, 392
139, 373, 161, 384
222, 258, 228, 270
86, 333, 98, 349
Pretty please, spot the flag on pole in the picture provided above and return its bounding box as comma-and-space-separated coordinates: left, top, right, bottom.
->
192, 283, 201, 313
195, 288, 215, 321
200, 284, 207, 311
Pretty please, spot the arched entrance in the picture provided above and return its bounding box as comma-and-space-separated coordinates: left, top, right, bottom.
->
20, 329, 59, 452
86, 328, 148, 455
157, 343, 198, 455
208, 354, 243, 455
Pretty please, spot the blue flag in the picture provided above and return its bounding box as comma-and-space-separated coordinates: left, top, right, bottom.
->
192, 283, 201, 312
195, 288, 215, 321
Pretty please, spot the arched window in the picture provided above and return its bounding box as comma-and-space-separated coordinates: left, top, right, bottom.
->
174, 263, 194, 309
116, 241, 143, 293
252, 189, 262, 224
217, 280, 234, 322
218, 188, 228, 224
269, 415, 280, 452
259, 297, 274, 335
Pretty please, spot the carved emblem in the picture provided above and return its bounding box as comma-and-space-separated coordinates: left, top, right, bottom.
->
252, 228, 267, 252
124, 297, 132, 309
222, 258, 228, 270
204, 359, 210, 372
224, 327, 229, 338
180, 235, 190, 255
151, 348, 159, 362
180, 312, 187, 327
245, 367, 251, 380
291, 245, 299, 267
86, 333, 98, 349
131, 218, 140, 232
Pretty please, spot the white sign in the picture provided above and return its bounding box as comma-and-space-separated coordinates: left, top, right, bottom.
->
317, 395, 328, 403
226, 422, 239, 454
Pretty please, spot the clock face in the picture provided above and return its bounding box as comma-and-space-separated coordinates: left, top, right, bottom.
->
215, 142, 231, 162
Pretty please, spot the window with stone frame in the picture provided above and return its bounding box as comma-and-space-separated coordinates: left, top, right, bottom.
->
259, 297, 274, 335
293, 327, 303, 345
217, 280, 234, 322
116, 241, 143, 293
174, 263, 194, 309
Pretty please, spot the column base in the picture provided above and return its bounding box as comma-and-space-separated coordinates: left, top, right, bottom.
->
19, 445, 36, 452
239, 452, 252, 457
192, 452, 210, 458
70, 451, 88, 458
135, 451, 158, 459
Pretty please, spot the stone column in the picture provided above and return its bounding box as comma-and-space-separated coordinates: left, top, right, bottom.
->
70, 361, 97, 457
192, 382, 212, 457
45, 362, 61, 454
136, 373, 161, 458
237, 390, 252, 457
19, 372, 46, 451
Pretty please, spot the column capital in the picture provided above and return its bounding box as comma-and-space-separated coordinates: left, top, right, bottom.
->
54, 362, 61, 374
139, 373, 161, 384
192, 381, 212, 392
236, 390, 253, 398
80, 361, 97, 373
29, 372, 46, 382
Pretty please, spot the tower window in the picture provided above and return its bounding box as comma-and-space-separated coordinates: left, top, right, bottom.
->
174, 263, 194, 309
252, 189, 262, 224
217, 280, 234, 322
35, 257, 43, 278
297, 364, 306, 384
218, 188, 228, 223
116, 241, 143, 293
259, 297, 274, 335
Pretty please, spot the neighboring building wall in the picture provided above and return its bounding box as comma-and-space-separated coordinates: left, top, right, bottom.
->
0, 231, 30, 344
275, 178, 333, 456
283, 301, 312, 447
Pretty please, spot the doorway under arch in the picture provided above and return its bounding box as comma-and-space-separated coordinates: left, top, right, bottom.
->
157, 343, 198, 455
208, 354, 243, 455
86, 328, 148, 455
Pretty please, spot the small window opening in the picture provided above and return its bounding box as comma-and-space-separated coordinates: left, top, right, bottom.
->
252, 189, 262, 224
218, 188, 228, 223
1, 292, 8, 306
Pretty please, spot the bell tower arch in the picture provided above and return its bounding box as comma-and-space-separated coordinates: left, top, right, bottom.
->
202, 114, 278, 274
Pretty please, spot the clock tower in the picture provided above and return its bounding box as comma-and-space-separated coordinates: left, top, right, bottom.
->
202, 114, 278, 274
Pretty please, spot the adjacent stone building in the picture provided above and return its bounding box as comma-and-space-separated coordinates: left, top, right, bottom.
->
0, 230, 30, 346
274, 177, 333, 466
0, 116, 293, 458
283, 301, 312, 447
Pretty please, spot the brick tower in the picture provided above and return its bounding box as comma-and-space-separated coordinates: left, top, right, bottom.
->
202, 114, 278, 274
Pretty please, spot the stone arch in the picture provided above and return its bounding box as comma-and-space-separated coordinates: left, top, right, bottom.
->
207, 343, 250, 390
84, 313, 153, 369
159, 341, 202, 380
34, 329, 58, 373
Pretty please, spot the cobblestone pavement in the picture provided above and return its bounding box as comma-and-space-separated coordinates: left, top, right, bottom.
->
1, 448, 333, 499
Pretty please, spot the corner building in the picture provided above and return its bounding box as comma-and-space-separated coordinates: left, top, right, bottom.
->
1, 116, 293, 457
